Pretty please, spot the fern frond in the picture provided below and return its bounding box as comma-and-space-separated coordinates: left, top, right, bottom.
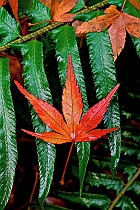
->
14, 40, 56, 205
0, 58, 17, 209
87, 30, 121, 174
0, 7, 19, 46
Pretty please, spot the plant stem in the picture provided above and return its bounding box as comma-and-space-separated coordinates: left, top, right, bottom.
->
0, 0, 108, 53
28, 169, 39, 210
0, 22, 64, 52
60, 141, 74, 185
76, 0, 108, 15
108, 167, 140, 210
121, 0, 127, 12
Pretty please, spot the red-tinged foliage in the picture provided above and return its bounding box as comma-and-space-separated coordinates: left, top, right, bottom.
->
14, 54, 119, 183
14, 83, 70, 138
14, 54, 119, 144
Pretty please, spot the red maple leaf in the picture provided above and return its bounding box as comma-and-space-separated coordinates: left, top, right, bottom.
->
14, 54, 119, 183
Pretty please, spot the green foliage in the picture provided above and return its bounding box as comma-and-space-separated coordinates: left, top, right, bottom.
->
57, 191, 110, 209
71, 0, 85, 13
0, 7, 20, 46
19, 0, 51, 31
116, 196, 138, 210
132, 36, 140, 57
0, 58, 17, 209
87, 30, 121, 173
13, 40, 56, 205
0, 0, 140, 209
21, 41, 56, 205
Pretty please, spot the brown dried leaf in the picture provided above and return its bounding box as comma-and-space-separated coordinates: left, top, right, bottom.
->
75, 5, 120, 34
53, 0, 78, 22
0, 0, 5, 6
0, 53, 23, 84
9, 56, 23, 84
20, 18, 29, 36
51, 0, 60, 17
129, 0, 140, 10
126, 21, 140, 38
8, 0, 18, 21
75, 4, 140, 60
108, 14, 127, 61
39, 0, 52, 8
109, 12, 140, 60
53, 13, 75, 22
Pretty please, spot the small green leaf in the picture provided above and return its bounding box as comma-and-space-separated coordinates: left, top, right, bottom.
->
14, 40, 56, 205
0, 7, 19, 46
51, 25, 90, 194
116, 196, 138, 209
0, 58, 17, 209
57, 191, 110, 209
87, 30, 121, 174
85, 172, 124, 194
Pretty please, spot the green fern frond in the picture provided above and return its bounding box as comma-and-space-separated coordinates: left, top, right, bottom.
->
0, 58, 17, 210
87, 30, 121, 174
13, 40, 56, 205
0, 7, 19, 46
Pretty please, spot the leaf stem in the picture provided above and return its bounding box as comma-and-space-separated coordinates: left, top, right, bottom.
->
28, 168, 39, 210
121, 0, 127, 12
0, 0, 108, 52
60, 141, 74, 185
108, 167, 140, 210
